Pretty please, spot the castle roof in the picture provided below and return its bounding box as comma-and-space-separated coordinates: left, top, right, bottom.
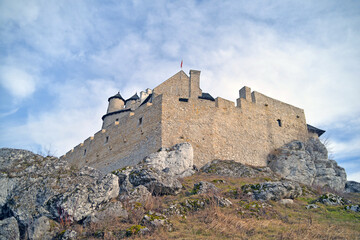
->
108, 92, 125, 102
101, 108, 132, 121
140, 94, 153, 106
126, 93, 140, 102
199, 92, 215, 101
307, 124, 325, 137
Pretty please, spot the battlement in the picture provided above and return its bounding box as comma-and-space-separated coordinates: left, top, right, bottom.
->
62, 69, 317, 173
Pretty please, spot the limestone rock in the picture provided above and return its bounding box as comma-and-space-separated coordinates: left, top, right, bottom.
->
28, 216, 58, 240
345, 205, 360, 212
306, 204, 319, 209
201, 159, 276, 178
345, 181, 360, 193
129, 167, 182, 195
113, 166, 134, 195
268, 138, 346, 191
0, 217, 20, 240
61, 229, 77, 240
279, 199, 294, 205
48, 167, 120, 222
213, 195, 233, 207
141, 211, 173, 231
83, 201, 128, 226
0, 148, 120, 237
191, 181, 219, 195
241, 181, 302, 201
122, 185, 152, 204
143, 142, 194, 177
313, 193, 351, 206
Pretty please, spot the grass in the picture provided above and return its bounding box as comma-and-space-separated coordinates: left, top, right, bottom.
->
62, 172, 360, 239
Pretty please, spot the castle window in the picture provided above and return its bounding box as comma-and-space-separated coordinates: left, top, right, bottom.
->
105, 136, 109, 144
138, 117, 143, 126
83, 149, 87, 156
116, 118, 119, 121
179, 98, 188, 102
277, 119, 282, 127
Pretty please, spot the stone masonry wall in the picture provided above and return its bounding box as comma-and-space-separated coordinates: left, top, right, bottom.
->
62, 70, 309, 173
154, 71, 194, 98
160, 90, 307, 167
62, 95, 163, 173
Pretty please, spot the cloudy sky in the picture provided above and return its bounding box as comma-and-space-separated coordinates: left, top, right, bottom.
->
0, 1, 359, 181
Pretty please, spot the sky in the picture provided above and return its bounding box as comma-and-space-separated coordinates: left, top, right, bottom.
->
0, 0, 359, 181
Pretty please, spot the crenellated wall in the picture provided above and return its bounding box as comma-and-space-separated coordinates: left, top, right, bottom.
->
62, 95, 163, 173
160, 87, 307, 167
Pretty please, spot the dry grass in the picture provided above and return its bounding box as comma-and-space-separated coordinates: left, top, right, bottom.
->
61, 173, 360, 239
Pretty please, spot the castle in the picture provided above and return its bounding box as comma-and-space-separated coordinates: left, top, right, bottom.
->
61, 70, 325, 173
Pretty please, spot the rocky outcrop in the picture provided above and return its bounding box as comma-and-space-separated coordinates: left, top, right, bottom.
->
241, 181, 302, 201
143, 143, 195, 178
191, 181, 219, 195
28, 216, 59, 240
0, 217, 20, 240
0, 148, 120, 238
312, 193, 351, 206
83, 201, 128, 226
129, 167, 183, 195
141, 211, 173, 231
200, 159, 277, 178
113, 143, 193, 199
268, 138, 346, 191
345, 181, 360, 193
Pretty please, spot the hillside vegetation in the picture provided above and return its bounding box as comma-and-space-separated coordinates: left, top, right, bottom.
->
82, 172, 360, 240
0, 139, 359, 239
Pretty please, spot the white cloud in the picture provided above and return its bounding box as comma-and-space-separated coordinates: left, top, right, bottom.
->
0, 66, 37, 99
347, 172, 360, 182
0, 108, 19, 118
1, 1, 359, 179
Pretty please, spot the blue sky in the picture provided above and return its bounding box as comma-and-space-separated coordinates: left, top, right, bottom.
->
0, 1, 359, 181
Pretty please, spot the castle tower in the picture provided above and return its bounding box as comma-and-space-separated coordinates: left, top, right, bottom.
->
125, 93, 140, 109
106, 92, 125, 113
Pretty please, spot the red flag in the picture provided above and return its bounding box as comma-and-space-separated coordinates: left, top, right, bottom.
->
180, 60, 183, 69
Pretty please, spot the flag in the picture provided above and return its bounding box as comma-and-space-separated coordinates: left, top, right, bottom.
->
181, 60, 183, 69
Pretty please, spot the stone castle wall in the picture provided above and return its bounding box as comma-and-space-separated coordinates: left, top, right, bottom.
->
160, 89, 307, 167
63, 95, 163, 173
61, 70, 309, 173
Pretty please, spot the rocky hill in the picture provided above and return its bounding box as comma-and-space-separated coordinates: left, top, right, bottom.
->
0, 138, 359, 239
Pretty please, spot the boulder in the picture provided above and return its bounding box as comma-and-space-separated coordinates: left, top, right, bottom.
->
61, 229, 77, 240
279, 199, 294, 205
48, 167, 120, 222
129, 167, 182, 195
191, 181, 219, 195
312, 193, 351, 206
83, 201, 128, 226
345, 181, 360, 193
213, 195, 233, 207
345, 205, 360, 212
143, 143, 194, 178
0, 148, 120, 237
241, 181, 302, 201
201, 159, 276, 178
28, 216, 58, 240
120, 185, 152, 205
306, 204, 319, 209
141, 211, 173, 231
268, 138, 346, 191
0, 217, 20, 240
